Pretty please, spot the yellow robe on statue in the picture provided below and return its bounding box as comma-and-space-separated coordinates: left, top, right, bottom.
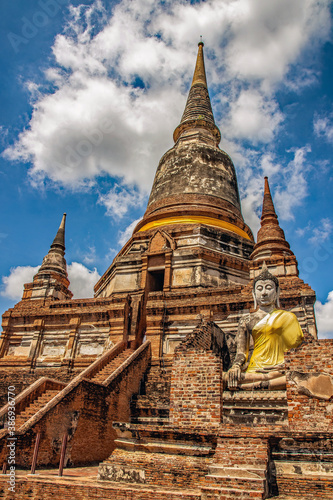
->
246, 309, 303, 373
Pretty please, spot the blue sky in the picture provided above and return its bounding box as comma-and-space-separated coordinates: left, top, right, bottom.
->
1, 0, 333, 337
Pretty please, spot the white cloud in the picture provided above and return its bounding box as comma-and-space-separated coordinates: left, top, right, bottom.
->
2, 0, 332, 226
314, 113, 333, 143
315, 291, 333, 339
274, 146, 311, 220
98, 184, 146, 219
224, 0, 330, 89
238, 173, 263, 237
296, 218, 332, 245
224, 90, 283, 144
67, 262, 100, 298
118, 218, 143, 247
1, 262, 100, 301
1, 266, 39, 300
309, 218, 333, 245
82, 246, 97, 265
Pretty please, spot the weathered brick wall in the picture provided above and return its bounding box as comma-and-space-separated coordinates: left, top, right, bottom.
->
169, 348, 222, 428
276, 475, 333, 499
213, 436, 268, 466
286, 338, 333, 431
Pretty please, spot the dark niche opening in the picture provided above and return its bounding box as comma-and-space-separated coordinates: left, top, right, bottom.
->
148, 269, 165, 292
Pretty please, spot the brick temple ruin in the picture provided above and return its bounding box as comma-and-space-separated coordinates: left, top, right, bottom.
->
0, 42, 332, 499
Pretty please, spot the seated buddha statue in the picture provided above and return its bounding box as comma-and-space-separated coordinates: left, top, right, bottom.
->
224, 264, 303, 390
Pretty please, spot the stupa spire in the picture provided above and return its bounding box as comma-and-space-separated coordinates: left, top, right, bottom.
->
22, 213, 72, 301
173, 41, 221, 144
251, 177, 295, 263
96, 40, 256, 298
39, 213, 67, 276
50, 212, 66, 251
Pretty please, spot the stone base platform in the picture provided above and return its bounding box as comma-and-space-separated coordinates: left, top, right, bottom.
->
2, 459, 333, 500
0, 467, 201, 500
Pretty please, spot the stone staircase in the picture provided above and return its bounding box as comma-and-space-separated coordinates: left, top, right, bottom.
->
201, 437, 269, 499
9, 346, 136, 430
130, 359, 172, 426
0, 341, 152, 467
202, 467, 267, 499
90, 348, 134, 383
15, 389, 59, 428
222, 390, 288, 426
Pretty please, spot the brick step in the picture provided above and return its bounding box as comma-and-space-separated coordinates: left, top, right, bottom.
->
200, 485, 264, 499
270, 497, 301, 499
91, 349, 134, 382
132, 396, 170, 406
212, 461, 268, 470
204, 474, 265, 491
208, 465, 267, 479
15, 389, 59, 427
130, 405, 169, 418
129, 360, 172, 423
132, 394, 170, 408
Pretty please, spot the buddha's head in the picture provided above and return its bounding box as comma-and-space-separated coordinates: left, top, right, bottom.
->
253, 264, 280, 310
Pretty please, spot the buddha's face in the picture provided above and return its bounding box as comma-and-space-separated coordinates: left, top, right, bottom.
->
254, 279, 278, 309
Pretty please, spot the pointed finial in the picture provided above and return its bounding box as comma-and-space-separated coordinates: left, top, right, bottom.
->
262, 177, 277, 219
191, 39, 207, 87
51, 213, 67, 250
173, 40, 221, 144
199, 35, 204, 47
60, 213, 66, 228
